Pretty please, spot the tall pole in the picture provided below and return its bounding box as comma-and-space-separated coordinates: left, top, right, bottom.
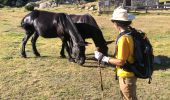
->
98, 0, 102, 15
122, 0, 126, 7
157, 0, 159, 9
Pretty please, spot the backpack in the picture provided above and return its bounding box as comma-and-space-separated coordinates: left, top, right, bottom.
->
115, 27, 154, 84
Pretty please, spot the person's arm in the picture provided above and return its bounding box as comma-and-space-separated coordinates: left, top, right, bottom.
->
94, 36, 129, 67
108, 58, 126, 66
108, 36, 129, 66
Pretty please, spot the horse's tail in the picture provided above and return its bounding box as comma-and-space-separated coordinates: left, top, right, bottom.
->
21, 10, 39, 28
21, 16, 26, 28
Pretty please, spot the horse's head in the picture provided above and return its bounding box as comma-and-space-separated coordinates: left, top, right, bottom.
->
96, 40, 114, 56
72, 42, 86, 65
96, 45, 109, 56
64, 14, 87, 65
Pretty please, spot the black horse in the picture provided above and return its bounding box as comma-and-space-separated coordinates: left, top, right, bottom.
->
60, 14, 110, 58
21, 10, 86, 65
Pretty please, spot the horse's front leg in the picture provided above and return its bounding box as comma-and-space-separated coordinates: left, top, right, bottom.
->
66, 41, 75, 62
31, 33, 40, 57
21, 32, 32, 58
60, 41, 66, 58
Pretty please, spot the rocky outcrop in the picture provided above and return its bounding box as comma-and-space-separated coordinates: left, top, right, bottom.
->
78, 2, 97, 11
39, 1, 57, 9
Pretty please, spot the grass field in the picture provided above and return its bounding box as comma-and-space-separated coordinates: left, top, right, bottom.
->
0, 6, 170, 100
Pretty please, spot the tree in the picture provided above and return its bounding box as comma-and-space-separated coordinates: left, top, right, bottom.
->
0, 0, 28, 6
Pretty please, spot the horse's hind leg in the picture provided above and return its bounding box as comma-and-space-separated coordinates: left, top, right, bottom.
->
31, 33, 40, 57
21, 32, 33, 58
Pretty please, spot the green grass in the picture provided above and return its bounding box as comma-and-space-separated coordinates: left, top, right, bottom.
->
0, 7, 170, 99
159, 0, 170, 2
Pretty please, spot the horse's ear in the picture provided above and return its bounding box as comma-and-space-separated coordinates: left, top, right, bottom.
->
105, 40, 114, 45
84, 41, 92, 46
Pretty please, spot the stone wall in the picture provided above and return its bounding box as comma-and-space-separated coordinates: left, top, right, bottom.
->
131, 0, 157, 6
114, 0, 158, 6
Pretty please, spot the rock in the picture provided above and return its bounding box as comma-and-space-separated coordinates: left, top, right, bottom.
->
39, 2, 48, 9
85, 6, 89, 10
39, 1, 56, 9
89, 6, 96, 11
79, 5, 85, 9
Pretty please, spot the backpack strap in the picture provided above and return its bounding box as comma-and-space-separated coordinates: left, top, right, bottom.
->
113, 30, 132, 80
113, 31, 131, 57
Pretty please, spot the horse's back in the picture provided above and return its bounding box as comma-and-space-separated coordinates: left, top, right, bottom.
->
69, 14, 99, 28
35, 11, 67, 38
69, 13, 108, 54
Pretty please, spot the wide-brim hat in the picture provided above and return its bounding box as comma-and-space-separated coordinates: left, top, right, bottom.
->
111, 6, 135, 21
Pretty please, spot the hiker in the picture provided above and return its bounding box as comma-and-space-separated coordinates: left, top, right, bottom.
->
94, 6, 138, 100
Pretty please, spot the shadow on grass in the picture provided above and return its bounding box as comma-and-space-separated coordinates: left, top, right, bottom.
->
84, 55, 170, 71
83, 56, 115, 68
19, 55, 58, 59
82, 56, 100, 68
85, 53, 94, 56
83, 63, 106, 68
153, 55, 170, 71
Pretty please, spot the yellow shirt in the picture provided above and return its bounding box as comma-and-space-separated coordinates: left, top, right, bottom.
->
116, 34, 135, 77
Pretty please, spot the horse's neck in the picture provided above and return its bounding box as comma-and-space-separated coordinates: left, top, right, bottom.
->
92, 29, 106, 47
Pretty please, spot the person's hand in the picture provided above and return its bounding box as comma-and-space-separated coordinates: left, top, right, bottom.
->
94, 51, 103, 60
94, 51, 110, 63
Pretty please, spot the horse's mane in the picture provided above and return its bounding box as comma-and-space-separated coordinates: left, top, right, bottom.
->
65, 14, 84, 45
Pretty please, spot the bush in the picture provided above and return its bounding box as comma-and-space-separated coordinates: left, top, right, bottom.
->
0, 0, 28, 6
0, 4, 4, 8
0, 0, 10, 5
25, 2, 35, 11
84, 0, 96, 2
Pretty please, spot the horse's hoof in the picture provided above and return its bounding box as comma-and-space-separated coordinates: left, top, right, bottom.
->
77, 60, 85, 65
21, 52, 27, 58
21, 55, 27, 58
69, 58, 75, 63
35, 53, 41, 57
60, 55, 66, 58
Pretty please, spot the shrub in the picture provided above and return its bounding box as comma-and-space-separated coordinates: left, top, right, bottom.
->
25, 2, 35, 11
0, 4, 4, 8
0, 0, 10, 5
84, 0, 96, 2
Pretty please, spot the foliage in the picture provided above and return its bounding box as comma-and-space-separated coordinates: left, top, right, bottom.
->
0, 0, 28, 6
0, 0, 11, 5
84, 0, 97, 2
25, 2, 35, 11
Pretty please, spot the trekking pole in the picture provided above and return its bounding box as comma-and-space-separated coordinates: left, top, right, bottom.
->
98, 61, 104, 99
98, 61, 104, 91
